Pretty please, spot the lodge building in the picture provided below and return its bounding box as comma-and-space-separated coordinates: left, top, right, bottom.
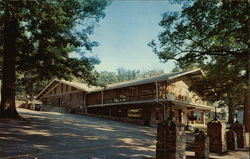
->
36, 69, 214, 126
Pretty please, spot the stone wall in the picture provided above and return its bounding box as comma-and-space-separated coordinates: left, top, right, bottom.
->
207, 119, 226, 153
62, 92, 83, 110
156, 120, 186, 159
45, 91, 84, 112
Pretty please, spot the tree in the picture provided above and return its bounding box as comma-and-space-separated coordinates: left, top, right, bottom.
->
0, 0, 109, 118
96, 71, 118, 86
16, 72, 50, 100
189, 56, 245, 123
149, 1, 249, 126
96, 68, 165, 86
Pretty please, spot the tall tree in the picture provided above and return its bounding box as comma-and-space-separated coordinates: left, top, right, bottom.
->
149, 1, 249, 127
0, 0, 109, 118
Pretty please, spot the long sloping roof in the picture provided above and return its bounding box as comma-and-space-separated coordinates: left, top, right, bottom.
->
36, 79, 101, 100
37, 69, 205, 99
93, 68, 204, 92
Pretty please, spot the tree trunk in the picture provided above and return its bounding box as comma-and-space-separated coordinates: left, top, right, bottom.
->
243, 53, 250, 132
228, 103, 235, 124
0, 18, 20, 118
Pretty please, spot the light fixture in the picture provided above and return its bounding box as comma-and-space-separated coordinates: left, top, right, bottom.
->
166, 93, 175, 101
166, 93, 175, 121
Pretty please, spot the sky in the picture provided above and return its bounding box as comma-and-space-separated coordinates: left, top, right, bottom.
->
86, 1, 182, 73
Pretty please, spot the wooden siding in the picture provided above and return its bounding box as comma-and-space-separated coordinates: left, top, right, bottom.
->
44, 83, 82, 97
86, 82, 156, 106
86, 80, 210, 107
44, 92, 84, 110
42, 83, 85, 111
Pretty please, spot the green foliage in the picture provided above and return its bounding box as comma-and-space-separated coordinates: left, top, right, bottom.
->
149, 0, 249, 65
0, 0, 109, 97
150, 0, 249, 122
96, 68, 164, 86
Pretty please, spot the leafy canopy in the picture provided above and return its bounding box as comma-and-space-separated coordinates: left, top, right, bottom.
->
149, 0, 248, 65
0, 0, 109, 85
150, 0, 249, 124
149, 0, 249, 106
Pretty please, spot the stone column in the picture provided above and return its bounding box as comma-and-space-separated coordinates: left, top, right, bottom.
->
207, 119, 226, 153
230, 121, 246, 148
156, 120, 186, 159
194, 131, 209, 159
226, 129, 238, 150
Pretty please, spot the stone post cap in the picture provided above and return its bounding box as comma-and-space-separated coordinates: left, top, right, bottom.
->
196, 130, 208, 139
230, 121, 244, 129
159, 120, 185, 128
207, 118, 222, 125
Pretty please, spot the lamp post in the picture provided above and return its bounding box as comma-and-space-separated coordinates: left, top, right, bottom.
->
166, 93, 175, 121
235, 109, 238, 122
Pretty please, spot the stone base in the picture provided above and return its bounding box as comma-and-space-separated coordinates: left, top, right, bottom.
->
207, 119, 226, 153
226, 129, 237, 150
156, 120, 186, 159
194, 131, 209, 159
231, 121, 246, 148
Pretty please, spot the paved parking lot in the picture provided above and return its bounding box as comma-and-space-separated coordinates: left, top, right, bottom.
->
0, 108, 249, 159
0, 108, 156, 159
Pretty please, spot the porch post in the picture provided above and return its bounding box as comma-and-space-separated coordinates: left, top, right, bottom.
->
201, 111, 205, 124
83, 93, 87, 114
155, 81, 159, 99
101, 91, 104, 105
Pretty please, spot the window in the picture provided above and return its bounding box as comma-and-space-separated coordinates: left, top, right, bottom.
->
61, 83, 63, 93
54, 87, 57, 94
71, 87, 76, 91
66, 85, 68, 92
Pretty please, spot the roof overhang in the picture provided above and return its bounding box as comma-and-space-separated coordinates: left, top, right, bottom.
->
36, 79, 92, 100
36, 80, 60, 100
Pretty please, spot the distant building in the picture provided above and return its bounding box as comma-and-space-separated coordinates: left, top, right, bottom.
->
36, 69, 213, 126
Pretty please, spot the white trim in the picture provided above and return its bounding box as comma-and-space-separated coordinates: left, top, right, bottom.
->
43, 90, 83, 98
86, 98, 214, 111
173, 100, 214, 111
43, 82, 61, 97
36, 80, 57, 99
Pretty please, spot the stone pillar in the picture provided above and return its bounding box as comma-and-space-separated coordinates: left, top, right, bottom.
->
194, 131, 209, 159
226, 129, 238, 150
207, 119, 226, 153
156, 120, 186, 159
230, 121, 246, 148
